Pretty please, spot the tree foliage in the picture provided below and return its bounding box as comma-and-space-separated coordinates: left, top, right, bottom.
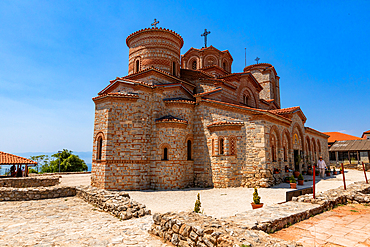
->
31, 150, 87, 173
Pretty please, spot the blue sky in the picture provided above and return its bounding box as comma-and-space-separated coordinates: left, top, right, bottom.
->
0, 0, 369, 154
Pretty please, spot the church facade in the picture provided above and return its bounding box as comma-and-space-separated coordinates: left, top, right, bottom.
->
91, 27, 329, 190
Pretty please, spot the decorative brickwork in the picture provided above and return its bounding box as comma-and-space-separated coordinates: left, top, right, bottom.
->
91, 26, 329, 190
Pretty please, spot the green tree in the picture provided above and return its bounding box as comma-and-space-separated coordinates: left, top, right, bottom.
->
41, 149, 87, 173
30, 154, 50, 173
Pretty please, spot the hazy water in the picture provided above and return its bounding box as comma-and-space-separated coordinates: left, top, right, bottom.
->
0, 151, 92, 175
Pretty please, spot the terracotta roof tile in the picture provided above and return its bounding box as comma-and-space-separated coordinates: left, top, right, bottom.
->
194, 87, 222, 97
269, 106, 301, 115
155, 115, 188, 124
207, 121, 244, 128
323, 132, 362, 143
0, 151, 37, 165
126, 27, 184, 47
163, 97, 196, 104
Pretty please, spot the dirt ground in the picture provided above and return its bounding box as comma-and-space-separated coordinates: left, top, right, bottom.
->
271, 203, 370, 247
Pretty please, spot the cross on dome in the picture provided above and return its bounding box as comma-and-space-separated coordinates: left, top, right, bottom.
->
151, 19, 159, 28
255, 57, 260, 64
201, 29, 211, 48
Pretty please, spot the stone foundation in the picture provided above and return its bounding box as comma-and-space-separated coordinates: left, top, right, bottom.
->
150, 211, 300, 247
0, 186, 76, 201
0, 176, 60, 188
75, 185, 151, 220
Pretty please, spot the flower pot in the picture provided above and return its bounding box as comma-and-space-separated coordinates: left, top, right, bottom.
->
302, 171, 307, 175
293, 171, 300, 178
326, 172, 331, 176
251, 203, 264, 209
333, 171, 338, 175
341, 170, 344, 174
290, 183, 297, 189
307, 170, 313, 175
298, 180, 304, 185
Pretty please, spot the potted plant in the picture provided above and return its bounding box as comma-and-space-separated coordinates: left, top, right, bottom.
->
340, 167, 344, 174
307, 165, 313, 175
325, 166, 331, 176
273, 168, 280, 174
289, 175, 297, 189
302, 170, 307, 175
333, 167, 337, 175
251, 188, 263, 209
297, 174, 304, 185
315, 169, 320, 176
284, 176, 290, 183
293, 170, 300, 178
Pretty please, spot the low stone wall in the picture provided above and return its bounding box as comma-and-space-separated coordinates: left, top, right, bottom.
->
75, 185, 151, 220
0, 186, 76, 201
150, 211, 300, 247
29, 171, 91, 176
0, 176, 60, 188
149, 181, 370, 246
293, 181, 370, 204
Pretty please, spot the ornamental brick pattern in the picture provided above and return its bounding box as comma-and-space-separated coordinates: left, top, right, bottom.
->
91, 27, 329, 190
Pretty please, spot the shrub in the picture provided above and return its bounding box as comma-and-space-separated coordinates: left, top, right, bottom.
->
28, 168, 38, 174
298, 174, 304, 180
253, 188, 261, 204
289, 175, 296, 183
194, 193, 201, 213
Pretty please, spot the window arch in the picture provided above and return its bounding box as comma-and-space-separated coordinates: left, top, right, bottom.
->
97, 136, 102, 160
187, 140, 192, 160
219, 138, 224, 155
192, 60, 197, 70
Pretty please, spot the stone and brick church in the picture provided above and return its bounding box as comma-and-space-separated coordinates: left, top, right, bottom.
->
91, 26, 329, 190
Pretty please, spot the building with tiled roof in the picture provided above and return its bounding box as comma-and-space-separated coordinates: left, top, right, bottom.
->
91, 25, 329, 190
323, 132, 362, 147
0, 151, 37, 165
362, 130, 370, 139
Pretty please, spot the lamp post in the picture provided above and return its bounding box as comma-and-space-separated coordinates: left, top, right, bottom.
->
58, 151, 62, 173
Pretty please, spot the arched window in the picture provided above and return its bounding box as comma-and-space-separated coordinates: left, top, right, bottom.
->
97, 137, 102, 160
243, 95, 249, 106
136, 60, 140, 73
192, 60, 197, 70
172, 61, 176, 75
187, 140, 192, 160
219, 138, 224, 155
163, 147, 168, 161
223, 62, 227, 71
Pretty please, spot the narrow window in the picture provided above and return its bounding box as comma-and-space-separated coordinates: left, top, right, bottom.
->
163, 147, 168, 160
243, 95, 249, 106
272, 145, 276, 162
192, 60, 197, 70
212, 139, 215, 156
230, 137, 236, 155
172, 62, 176, 75
97, 137, 102, 160
187, 140, 192, 160
223, 62, 226, 70
219, 138, 224, 155
283, 147, 287, 162
136, 60, 140, 72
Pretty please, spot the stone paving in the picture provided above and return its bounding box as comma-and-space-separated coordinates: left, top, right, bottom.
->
0, 197, 169, 247
271, 203, 370, 247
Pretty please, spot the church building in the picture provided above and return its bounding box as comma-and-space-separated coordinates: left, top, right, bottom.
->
91, 25, 329, 190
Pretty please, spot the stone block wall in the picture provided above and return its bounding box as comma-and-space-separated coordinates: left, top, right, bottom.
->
75, 185, 151, 220
0, 176, 60, 188
0, 186, 76, 201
